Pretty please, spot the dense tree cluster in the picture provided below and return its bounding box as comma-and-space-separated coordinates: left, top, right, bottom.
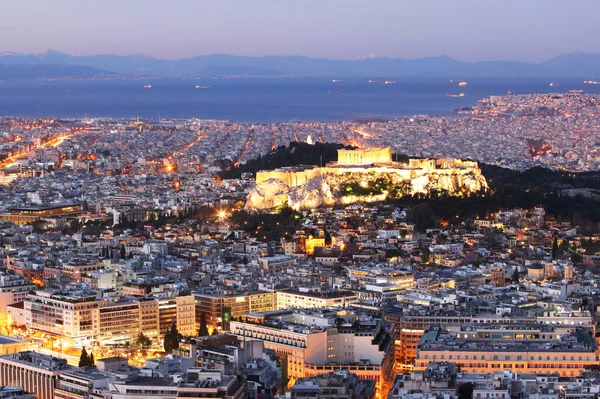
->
163, 323, 181, 354
78, 348, 95, 368
220, 142, 352, 179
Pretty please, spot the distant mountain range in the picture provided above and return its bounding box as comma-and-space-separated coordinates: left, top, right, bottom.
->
1, 50, 600, 79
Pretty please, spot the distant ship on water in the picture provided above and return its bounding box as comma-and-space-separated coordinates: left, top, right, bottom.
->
384, 80, 396, 85
144, 84, 152, 89
332, 79, 343, 83
458, 81, 468, 87
368, 80, 380, 83
550, 82, 560, 87
584, 80, 599, 85
446, 93, 465, 98
195, 85, 211, 89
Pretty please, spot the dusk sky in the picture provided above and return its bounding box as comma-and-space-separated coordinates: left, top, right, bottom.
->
1, 0, 599, 62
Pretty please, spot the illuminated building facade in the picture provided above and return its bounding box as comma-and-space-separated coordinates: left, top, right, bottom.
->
337, 148, 392, 166
0, 335, 28, 356
0, 203, 83, 224
176, 296, 197, 337
24, 290, 190, 345
415, 324, 598, 377
194, 292, 275, 332
0, 270, 36, 321
385, 311, 594, 374
229, 313, 393, 397
98, 298, 141, 344
0, 351, 69, 399
176, 369, 245, 399
24, 290, 100, 346
275, 289, 358, 310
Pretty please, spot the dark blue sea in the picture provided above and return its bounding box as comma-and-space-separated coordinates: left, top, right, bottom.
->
0, 77, 598, 122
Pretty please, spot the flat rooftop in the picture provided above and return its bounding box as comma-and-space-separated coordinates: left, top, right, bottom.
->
10, 203, 81, 211
420, 329, 596, 353
0, 335, 26, 345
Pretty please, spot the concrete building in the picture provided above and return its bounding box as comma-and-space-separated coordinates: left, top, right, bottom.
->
415, 324, 598, 377
24, 290, 100, 347
290, 370, 375, 399
194, 291, 275, 332
275, 288, 358, 310
176, 369, 245, 399
176, 295, 196, 337
0, 270, 36, 321
0, 386, 36, 399
230, 311, 393, 396
98, 298, 141, 344
0, 336, 28, 356
0, 351, 70, 399
54, 369, 113, 399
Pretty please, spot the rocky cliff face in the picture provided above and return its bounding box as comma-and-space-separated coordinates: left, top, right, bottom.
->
245, 164, 488, 211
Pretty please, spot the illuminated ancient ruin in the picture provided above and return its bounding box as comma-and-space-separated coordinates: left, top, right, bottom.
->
245, 147, 488, 211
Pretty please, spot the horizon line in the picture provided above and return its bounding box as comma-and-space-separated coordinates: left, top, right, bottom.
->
0, 48, 595, 64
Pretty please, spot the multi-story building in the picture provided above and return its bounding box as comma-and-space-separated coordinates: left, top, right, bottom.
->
176, 369, 245, 399
0, 335, 28, 356
290, 370, 375, 399
158, 298, 178, 336
54, 369, 113, 399
108, 376, 177, 399
0, 270, 36, 320
24, 290, 100, 346
230, 310, 393, 397
139, 297, 160, 339
24, 290, 168, 345
194, 291, 275, 332
346, 268, 414, 290
258, 256, 295, 274
176, 295, 196, 337
415, 324, 598, 377
385, 310, 595, 374
81, 270, 122, 293
275, 288, 358, 310
0, 351, 70, 399
98, 298, 141, 344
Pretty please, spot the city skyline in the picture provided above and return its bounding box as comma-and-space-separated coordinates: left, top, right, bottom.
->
1, 0, 599, 62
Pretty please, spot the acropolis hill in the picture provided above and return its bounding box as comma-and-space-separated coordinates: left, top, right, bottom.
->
245, 147, 488, 211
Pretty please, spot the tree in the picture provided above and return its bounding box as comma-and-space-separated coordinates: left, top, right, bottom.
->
457, 382, 474, 399
164, 323, 180, 354
136, 332, 152, 348
552, 236, 558, 259
79, 347, 90, 367
120, 245, 126, 260
324, 229, 332, 246
199, 313, 209, 337
512, 268, 520, 283
421, 246, 431, 264
89, 352, 95, 367
571, 253, 583, 263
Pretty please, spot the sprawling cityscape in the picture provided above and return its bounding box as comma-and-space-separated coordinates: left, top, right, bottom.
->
0, 88, 598, 399
1, 1, 600, 399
